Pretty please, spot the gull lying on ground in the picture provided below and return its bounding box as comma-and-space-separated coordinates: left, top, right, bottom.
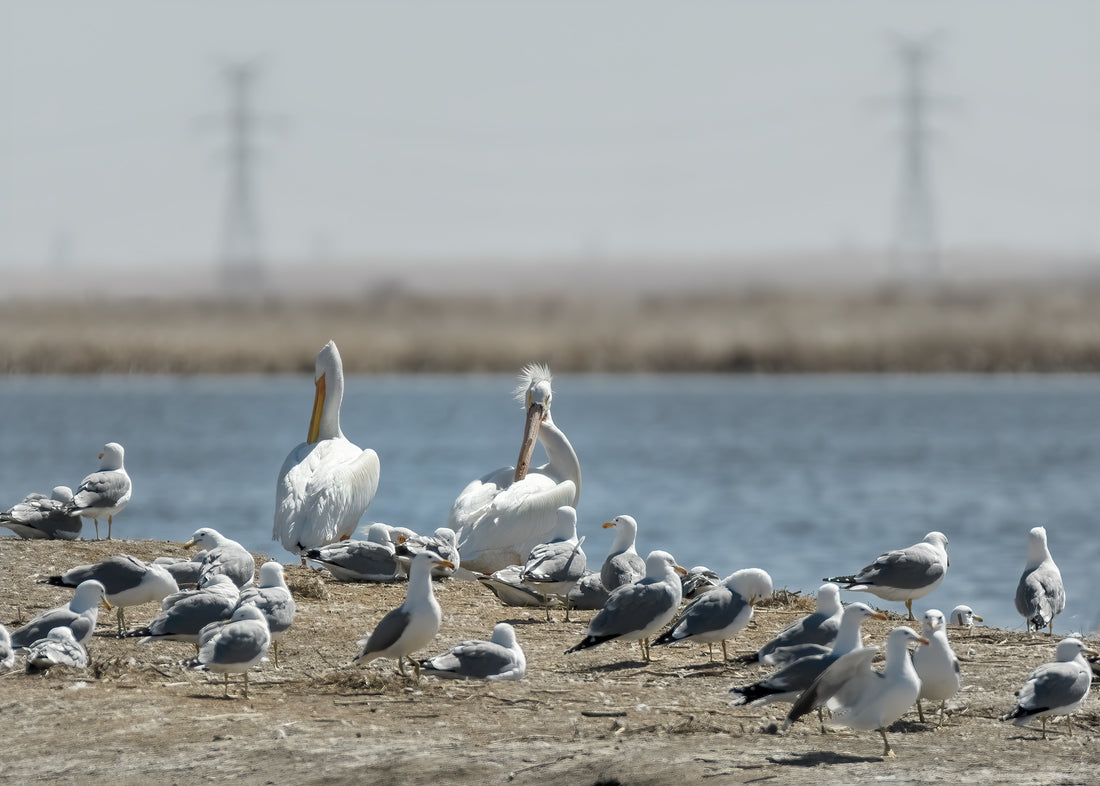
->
0, 486, 82, 540
307, 522, 404, 582
738, 583, 843, 667
418, 622, 526, 681
129, 574, 240, 650
949, 604, 983, 634
24, 626, 89, 674
186, 527, 255, 589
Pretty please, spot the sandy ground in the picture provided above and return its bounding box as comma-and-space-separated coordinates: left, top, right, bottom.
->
2, 537, 1099, 785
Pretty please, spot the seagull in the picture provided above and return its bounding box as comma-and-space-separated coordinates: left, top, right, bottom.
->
128, 574, 240, 650
948, 604, 983, 634
518, 506, 587, 620
738, 583, 843, 667
1001, 637, 1097, 739
599, 515, 646, 591
185, 527, 255, 589
66, 442, 131, 540
46, 554, 178, 635
565, 550, 686, 663
195, 605, 271, 699
354, 550, 454, 683
0, 624, 15, 669
10, 579, 111, 649
1014, 526, 1065, 635
306, 523, 403, 582
784, 626, 929, 758
730, 602, 885, 708
418, 622, 526, 681
911, 609, 960, 725
681, 565, 721, 599
153, 551, 208, 588
451, 365, 581, 573
652, 568, 773, 662
24, 626, 89, 674
824, 531, 950, 620
476, 564, 562, 609
0, 486, 82, 540
395, 527, 461, 578
565, 571, 611, 612
236, 562, 295, 668
273, 341, 381, 561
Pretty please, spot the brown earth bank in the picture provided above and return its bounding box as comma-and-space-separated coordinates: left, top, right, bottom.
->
3, 283, 1100, 374
2, 537, 1099, 785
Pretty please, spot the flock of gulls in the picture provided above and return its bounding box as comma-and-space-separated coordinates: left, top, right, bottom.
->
1, 341, 1097, 758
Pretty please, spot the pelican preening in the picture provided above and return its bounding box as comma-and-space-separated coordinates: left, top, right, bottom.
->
273, 341, 381, 561
451, 364, 581, 573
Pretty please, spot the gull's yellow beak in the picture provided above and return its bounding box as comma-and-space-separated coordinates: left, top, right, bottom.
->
436, 559, 456, 571
871, 611, 888, 621
184, 538, 197, 548
916, 636, 930, 645
602, 521, 616, 529
102, 598, 113, 611
307, 372, 326, 444
674, 564, 688, 576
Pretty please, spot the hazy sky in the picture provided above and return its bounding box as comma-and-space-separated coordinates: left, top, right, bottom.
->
2, 1, 1099, 283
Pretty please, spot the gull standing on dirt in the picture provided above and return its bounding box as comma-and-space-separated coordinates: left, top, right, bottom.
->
273, 341, 381, 560
1001, 637, 1096, 739
418, 622, 526, 681
738, 583, 843, 667
196, 605, 271, 699
824, 531, 950, 620
911, 609, 961, 725
518, 506, 587, 619
47, 554, 178, 635
0, 486, 82, 540
599, 515, 647, 591
730, 602, 885, 708
24, 626, 89, 674
784, 626, 929, 758
306, 522, 403, 582
186, 527, 255, 589
652, 568, 773, 662
354, 551, 454, 683
1014, 526, 1065, 635
0, 624, 14, 669
66, 442, 131, 540
236, 562, 295, 668
451, 365, 581, 573
129, 574, 240, 650
10, 579, 111, 649
949, 604, 983, 633
566, 550, 686, 663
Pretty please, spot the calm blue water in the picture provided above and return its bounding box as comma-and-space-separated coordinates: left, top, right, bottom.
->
1, 374, 1097, 633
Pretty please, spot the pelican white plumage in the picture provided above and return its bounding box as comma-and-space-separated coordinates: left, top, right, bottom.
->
273, 341, 381, 559
451, 365, 581, 573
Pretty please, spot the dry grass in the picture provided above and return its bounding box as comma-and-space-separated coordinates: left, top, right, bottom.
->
3, 282, 1100, 373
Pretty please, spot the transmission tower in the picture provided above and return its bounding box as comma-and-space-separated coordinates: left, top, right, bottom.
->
212, 60, 275, 293
883, 35, 948, 279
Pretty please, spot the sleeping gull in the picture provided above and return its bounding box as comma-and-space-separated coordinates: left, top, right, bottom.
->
599, 515, 646, 591
237, 562, 295, 668
911, 609, 960, 725
737, 583, 843, 667
418, 622, 526, 681
128, 574, 240, 650
10, 579, 111, 649
681, 565, 721, 599
476, 564, 562, 609
518, 506, 587, 620
306, 523, 403, 583
949, 604, 983, 634
784, 626, 928, 757
65, 442, 131, 540
153, 551, 208, 588
824, 531, 950, 620
565, 571, 610, 612
1001, 637, 1096, 739
730, 602, 884, 709
47, 554, 178, 635
273, 340, 381, 561
395, 527, 461, 578
186, 527, 256, 589
0, 624, 14, 669
653, 568, 773, 662
24, 626, 89, 674
0, 486, 82, 540
565, 550, 686, 663
1014, 526, 1065, 635
354, 550, 453, 683
196, 605, 271, 699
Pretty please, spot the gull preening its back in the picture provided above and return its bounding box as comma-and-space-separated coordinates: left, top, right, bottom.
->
1014, 526, 1065, 635
1, 486, 82, 540
824, 531, 950, 620
273, 341, 381, 559
451, 364, 581, 573
66, 442, 131, 540
186, 527, 256, 589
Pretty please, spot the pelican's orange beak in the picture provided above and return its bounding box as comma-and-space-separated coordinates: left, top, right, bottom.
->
514, 399, 545, 482
307, 373, 326, 443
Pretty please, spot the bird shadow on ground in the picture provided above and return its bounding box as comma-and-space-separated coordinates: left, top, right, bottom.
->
571, 659, 651, 674
767, 751, 882, 767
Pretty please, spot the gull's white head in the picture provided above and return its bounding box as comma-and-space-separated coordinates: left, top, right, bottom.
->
1054, 637, 1097, 662
257, 561, 287, 588
644, 550, 686, 579
50, 486, 75, 503
491, 622, 518, 648
229, 605, 269, 625
550, 506, 578, 542
921, 609, 946, 637
46, 626, 80, 645
923, 531, 949, 551
603, 515, 639, 553
1026, 525, 1052, 566
71, 579, 111, 612
949, 605, 982, 627
888, 625, 930, 651
185, 527, 226, 549
816, 583, 842, 614
98, 443, 125, 470
725, 568, 774, 605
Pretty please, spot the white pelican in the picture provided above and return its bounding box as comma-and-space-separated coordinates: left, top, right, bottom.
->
273, 341, 381, 560
451, 364, 581, 573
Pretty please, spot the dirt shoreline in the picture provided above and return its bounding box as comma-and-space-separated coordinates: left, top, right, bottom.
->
2, 537, 1098, 785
